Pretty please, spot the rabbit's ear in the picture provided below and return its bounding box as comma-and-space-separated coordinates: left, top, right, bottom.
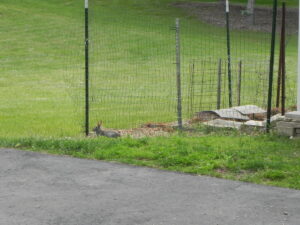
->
98, 121, 102, 127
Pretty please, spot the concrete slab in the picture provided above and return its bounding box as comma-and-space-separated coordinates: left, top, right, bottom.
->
233, 105, 266, 115
270, 113, 285, 122
262, 114, 285, 127
244, 120, 264, 127
213, 109, 249, 121
240, 121, 265, 133
205, 119, 243, 129
194, 111, 219, 122
0, 148, 299, 225
277, 121, 300, 137
285, 111, 300, 121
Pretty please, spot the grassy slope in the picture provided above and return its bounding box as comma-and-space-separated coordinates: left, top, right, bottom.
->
1, 0, 299, 190
0, 0, 84, 137
0, 0, 298, 137
1, 134, 299, 189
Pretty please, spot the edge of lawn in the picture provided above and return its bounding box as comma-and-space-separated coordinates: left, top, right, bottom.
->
0, 134, 299, 190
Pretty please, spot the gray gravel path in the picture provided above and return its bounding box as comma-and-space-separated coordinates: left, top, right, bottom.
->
0, 148, 299, 225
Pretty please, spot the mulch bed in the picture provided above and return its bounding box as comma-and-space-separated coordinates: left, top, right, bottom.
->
172, 2, 298, 34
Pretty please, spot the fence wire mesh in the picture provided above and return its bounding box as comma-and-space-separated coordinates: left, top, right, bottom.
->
0, 0, 84, 137
187, 58, 270, 117
88, 2, 177, 129
0, 0, 298, 137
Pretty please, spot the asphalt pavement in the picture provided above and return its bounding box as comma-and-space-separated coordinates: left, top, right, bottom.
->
0, 148, 299, 225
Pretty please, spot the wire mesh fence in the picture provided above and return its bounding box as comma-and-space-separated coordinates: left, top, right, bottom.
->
0, 0, 84, 137
88, 4, 177, 129
187, 58, 270, 118
0, 0, 298, 137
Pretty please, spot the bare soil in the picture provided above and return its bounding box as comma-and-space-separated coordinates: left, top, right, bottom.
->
172, 2, 298, 34
118, 127, 172, 138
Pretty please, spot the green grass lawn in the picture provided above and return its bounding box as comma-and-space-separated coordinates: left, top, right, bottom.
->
1, 134, 299, 189
0, 0, 298, 137
1, 0, 299, 190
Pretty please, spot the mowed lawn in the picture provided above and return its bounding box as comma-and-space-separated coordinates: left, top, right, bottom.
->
0, 0, 298, 137
1, 0, 300, 190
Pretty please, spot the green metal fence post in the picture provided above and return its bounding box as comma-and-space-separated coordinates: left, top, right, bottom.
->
266, 0, 278, 132
225, 0, 233, 107
176, 18, 183, 130
85, 0, 90, 136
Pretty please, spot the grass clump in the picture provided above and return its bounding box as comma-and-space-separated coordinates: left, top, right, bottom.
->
263, 170, 287, 181
0, 134, 299, 190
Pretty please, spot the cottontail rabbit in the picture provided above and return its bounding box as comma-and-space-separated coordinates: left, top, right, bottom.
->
93, 121, 121, 138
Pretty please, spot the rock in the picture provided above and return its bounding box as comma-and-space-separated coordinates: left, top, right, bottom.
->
233, 105, 267, 121
285, 111, 300, 122
213, 108, 249, 121
262, 114, 285, 126
240, 120, 265, 133
277, 121, 300, 137
271, 114, 285, 122
284, 118, 294, 122
245, 120, 264, 127
233, 105, 266, 115
193, 111, 219, 122
195, 109, 249, 122
205, 119, 243, 129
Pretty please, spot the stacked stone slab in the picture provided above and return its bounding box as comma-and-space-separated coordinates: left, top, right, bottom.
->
277, 112, 300, 138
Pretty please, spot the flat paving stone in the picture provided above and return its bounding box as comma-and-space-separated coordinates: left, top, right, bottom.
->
285, 111, 300, 121
205, 119, 243, 129
0, 148, 299, 225
233, 105, 266, 115
213, 108, 250, 121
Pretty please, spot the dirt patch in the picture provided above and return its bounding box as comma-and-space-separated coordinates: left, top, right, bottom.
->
90, 123, 176, 138
89, 127, 172, 139
118, 127, 172, 138
172, 2, 298, 34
